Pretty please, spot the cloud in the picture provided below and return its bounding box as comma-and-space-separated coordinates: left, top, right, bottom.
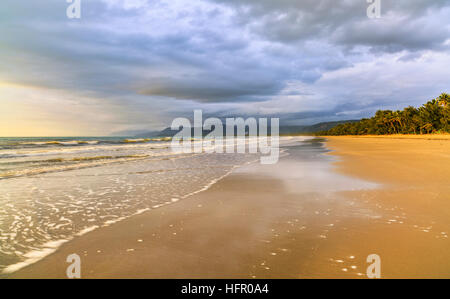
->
210, 0, 450, 52
138, 75, 281, 102
0, 0, 450, 135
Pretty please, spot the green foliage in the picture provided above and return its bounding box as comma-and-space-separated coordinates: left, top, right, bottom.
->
318, 93, 450, 136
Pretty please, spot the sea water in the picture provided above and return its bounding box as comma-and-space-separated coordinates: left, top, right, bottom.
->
0, 136, 305, 273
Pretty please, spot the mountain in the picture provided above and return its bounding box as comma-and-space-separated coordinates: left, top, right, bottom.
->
279, 120, 359, 135
110, 129, 160, 137
135, 128, 180, 138
133, 120, 359, 137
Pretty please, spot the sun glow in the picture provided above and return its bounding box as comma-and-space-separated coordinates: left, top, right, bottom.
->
0, 81, 105, 137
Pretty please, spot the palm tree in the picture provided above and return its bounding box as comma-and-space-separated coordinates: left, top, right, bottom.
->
317, 93, 449, 135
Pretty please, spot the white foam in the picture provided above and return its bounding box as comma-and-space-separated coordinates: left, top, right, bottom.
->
76, 225, 99, 236
0, 137, 294, 274
2, 239, 69, 274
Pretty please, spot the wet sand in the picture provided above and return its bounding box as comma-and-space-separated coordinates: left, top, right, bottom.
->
7, 136, 450, 278
326, 135, 450, 278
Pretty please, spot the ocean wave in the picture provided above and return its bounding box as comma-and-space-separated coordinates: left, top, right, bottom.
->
0, 154, 151, 179
0, 137, 172, 150
0, 154, 26, 159
0, 142, 172, 160
0, 150, 194, 180
0, 154, 150, 165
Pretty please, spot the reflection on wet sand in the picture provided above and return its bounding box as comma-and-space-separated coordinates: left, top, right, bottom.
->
6, 136, 450, 278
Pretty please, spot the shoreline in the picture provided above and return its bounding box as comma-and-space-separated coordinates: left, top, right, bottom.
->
6, 136, 450, 278
7, 138, 357, 279
0, 156, 261, 277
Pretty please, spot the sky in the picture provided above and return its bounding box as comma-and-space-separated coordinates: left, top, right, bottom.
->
0, 0, 450, 136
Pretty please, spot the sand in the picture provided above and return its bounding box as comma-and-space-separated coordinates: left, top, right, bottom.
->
325, 135, 450, 278
7, 135, 450, 279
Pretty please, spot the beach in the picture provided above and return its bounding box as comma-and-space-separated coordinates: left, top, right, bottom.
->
5, 135, 450, 278
326, 135, 450, 278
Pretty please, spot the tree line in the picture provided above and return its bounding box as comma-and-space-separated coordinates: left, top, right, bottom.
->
317, 93, 449, 135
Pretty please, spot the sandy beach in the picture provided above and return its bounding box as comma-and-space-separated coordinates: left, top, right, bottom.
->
3, 0, 449, 284
7, 135, 450, 279
325, 135, 450, 278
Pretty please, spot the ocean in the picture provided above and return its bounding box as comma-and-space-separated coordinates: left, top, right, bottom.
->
0, 136, 291, 273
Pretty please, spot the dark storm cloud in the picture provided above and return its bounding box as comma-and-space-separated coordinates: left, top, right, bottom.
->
138, 74, 283, 102
1, 0, 450, 132
1, 0, 359, 103
332, 10, 450, 53
210, 0, 450, 52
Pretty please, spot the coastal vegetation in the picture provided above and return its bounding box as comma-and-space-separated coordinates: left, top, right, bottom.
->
318, 93, 450, 136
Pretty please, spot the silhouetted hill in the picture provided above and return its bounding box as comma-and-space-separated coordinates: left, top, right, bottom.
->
278, 120, 359, 135
133, 120, 359, 137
